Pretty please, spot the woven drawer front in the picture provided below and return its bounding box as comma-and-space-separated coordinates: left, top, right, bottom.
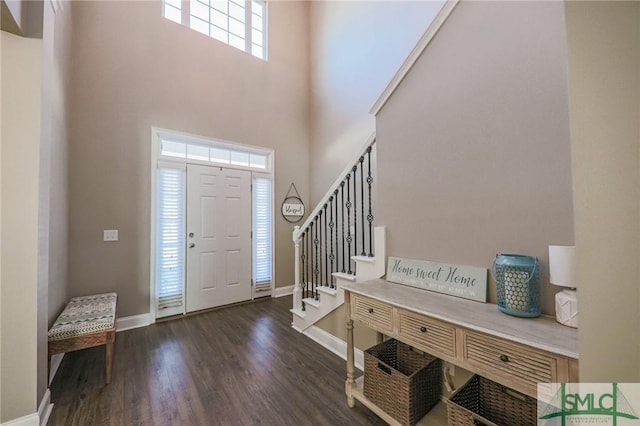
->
352, 295, 393, 332
398, 309, 456, 358
463, 330, 556, 396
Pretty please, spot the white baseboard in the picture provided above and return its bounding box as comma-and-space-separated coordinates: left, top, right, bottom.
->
1, 413, 38, 426
49, 353, 64, 385
0, 391, 52, 426
273, 285, 294, 298
116, 313, 153, 332
303, 325, 364, 371
38, 389, 53, 426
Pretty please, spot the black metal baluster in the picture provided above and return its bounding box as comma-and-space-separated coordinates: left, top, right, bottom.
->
346, 173, 352, 275
310, 221, 315, 300
301, 231, 306, 307
367, 146, 374, 257
318, 209, 323, 288
329, 196, 335, 288
360, 156, 366, 256
334, 190, 339, 279
340, 182, 346, 273
308, 226, 312, 297
323, 204, 328, 286
313, 217, 319, 300
352, 166, 358, 268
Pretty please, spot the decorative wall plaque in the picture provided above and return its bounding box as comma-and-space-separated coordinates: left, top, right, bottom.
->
386, 256, 488, 302
281, 183, 305, 223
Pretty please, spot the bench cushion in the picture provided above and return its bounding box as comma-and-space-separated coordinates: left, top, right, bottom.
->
48, 293, 117, 341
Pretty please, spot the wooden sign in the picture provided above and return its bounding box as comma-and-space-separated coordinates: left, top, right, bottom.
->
282, 203, 304, 217
386, 256, 488, 302
281, 183, 305, 223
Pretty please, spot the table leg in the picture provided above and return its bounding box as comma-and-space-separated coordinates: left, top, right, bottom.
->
345, 291, 355, 407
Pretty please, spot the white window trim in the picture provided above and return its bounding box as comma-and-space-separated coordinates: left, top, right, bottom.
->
163, 0, 268, 60
156, 127, 273, 172
149, 127, 274, 320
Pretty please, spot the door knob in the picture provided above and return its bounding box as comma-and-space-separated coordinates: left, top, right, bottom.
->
189, 243, 195, 248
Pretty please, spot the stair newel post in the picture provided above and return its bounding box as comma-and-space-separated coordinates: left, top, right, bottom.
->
359, 156, 366, 256
293, 226, 303, 312
329, 196, 335, 288
346, 173, 353, 275
340, 182, 346, 273
366, 145, 374, 257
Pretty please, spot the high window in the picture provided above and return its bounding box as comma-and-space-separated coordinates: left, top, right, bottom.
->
163, 0, 267, 60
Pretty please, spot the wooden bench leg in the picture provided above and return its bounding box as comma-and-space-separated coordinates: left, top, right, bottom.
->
105, 343, 113, 384
105, 331, 115, 384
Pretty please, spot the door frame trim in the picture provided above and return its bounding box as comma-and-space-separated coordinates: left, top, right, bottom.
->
150, 127, 275, 321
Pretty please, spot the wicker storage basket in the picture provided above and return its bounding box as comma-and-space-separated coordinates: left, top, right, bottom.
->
446, 375, 538, 426
364, 339, 441, 426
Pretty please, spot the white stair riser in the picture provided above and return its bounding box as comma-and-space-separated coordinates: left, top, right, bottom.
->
291, 226, 385, 332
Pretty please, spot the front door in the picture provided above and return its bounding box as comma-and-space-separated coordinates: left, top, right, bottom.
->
185, 164, 252, 312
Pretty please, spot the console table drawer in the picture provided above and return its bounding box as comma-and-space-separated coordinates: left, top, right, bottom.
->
462, 330, 558, 395
398, 309, 456, 358
351, 295, 393, 332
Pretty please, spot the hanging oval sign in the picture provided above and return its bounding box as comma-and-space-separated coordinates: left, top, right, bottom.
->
281, 196, 305, 223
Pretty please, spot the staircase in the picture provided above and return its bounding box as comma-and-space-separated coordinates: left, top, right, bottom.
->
291, 227, 385, 332
291, 133, 385, 332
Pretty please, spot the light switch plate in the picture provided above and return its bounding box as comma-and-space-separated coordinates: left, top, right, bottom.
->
103, 229, 118, 242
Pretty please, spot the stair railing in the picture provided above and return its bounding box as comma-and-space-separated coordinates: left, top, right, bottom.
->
293, 133, 376, 312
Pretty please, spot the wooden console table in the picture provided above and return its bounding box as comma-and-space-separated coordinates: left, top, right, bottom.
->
344, 279, 579, 424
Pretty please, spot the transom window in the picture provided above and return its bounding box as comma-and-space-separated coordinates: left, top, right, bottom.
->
163, 0, 267, 60
160, 135, 271, 171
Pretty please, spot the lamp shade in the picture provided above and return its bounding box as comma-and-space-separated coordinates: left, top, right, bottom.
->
548, 245, 576, 289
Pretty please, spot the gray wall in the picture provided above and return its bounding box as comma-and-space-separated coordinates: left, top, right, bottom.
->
40, 0, 72, 400
376, 1, 574, 316
1, 30, 42, 423
68, 1, 310, 318
0, 0, 43, 38
308, 0, 444, 204
565, 1, 640, 382
0, 2, 72, 420
45, 0, 71, 327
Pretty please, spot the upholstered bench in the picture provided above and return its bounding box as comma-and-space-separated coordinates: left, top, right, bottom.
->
48, 292, 118, 384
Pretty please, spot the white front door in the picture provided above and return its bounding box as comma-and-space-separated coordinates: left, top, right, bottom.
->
185, 164, 252, 312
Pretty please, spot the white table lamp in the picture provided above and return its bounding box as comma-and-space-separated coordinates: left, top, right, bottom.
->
548, 245, 578, 328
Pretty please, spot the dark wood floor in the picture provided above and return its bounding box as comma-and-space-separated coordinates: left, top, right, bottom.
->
49, 295, 386, 426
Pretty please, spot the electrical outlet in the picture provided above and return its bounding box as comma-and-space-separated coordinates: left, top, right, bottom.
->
103, 229, 118, 242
